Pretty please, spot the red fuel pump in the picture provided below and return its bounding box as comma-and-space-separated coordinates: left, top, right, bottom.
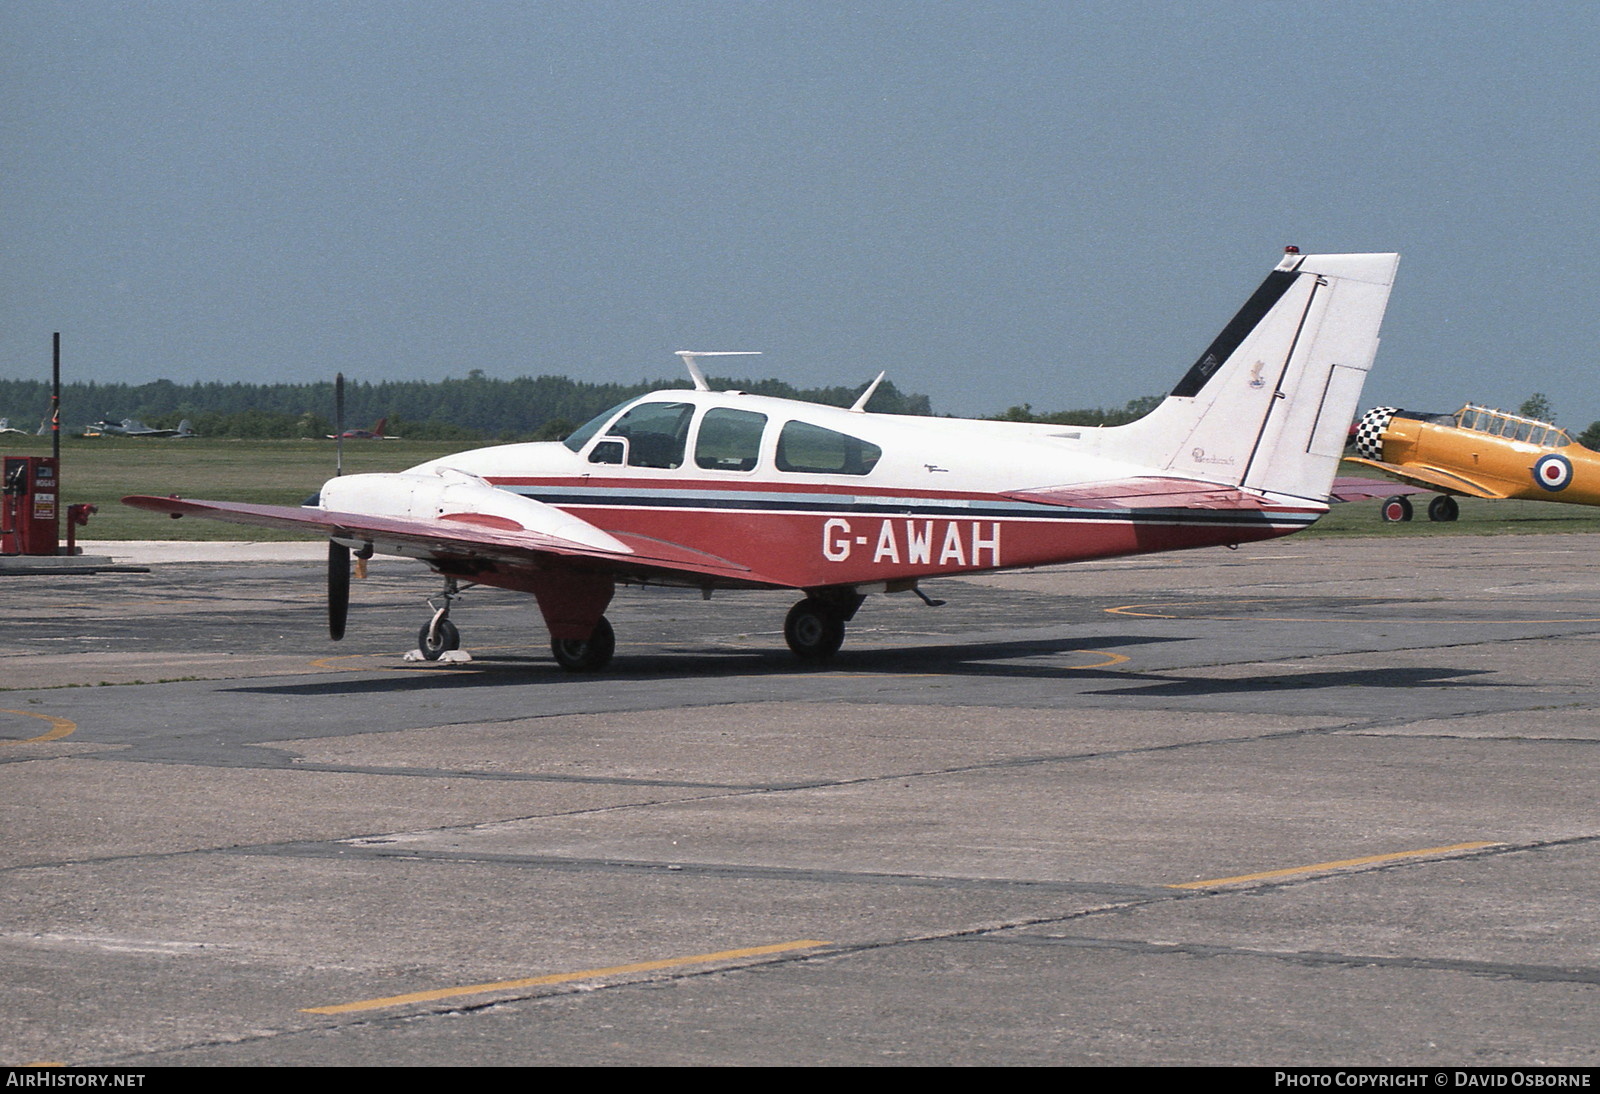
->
1, 456, 60, 555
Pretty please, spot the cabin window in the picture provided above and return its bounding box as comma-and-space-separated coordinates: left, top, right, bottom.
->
602, 401, 694, 469
775, 420, 882, 476
695, 408, 766, 472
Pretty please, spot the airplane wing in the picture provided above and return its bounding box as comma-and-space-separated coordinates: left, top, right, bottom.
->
1341, 458, 1509, 500
1000, 477, 1286, 510
122, 495, 782, 588
1326, 476, 1433, 502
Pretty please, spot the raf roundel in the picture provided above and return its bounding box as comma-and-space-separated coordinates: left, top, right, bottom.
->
1533, 453, 1573, 492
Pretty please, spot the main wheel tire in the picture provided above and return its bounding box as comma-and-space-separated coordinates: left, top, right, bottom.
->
1427, 494, 1459, 522
551, 616, 615, 672
417, 618, 460, 661
1381, 495, 1413, 523
784, 598, 846, 661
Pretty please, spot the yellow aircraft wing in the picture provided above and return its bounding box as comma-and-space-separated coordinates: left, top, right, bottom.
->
1344, 457, 1510, 499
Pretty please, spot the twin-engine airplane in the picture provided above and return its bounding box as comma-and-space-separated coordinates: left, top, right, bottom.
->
1350, 404, 1600, 521
126, 249, 1400, 671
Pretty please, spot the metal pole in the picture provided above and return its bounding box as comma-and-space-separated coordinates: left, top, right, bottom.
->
51, 332, 61, 465
51, 332, 62, 551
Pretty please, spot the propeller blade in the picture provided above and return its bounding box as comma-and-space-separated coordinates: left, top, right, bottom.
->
328, 539, 350, 640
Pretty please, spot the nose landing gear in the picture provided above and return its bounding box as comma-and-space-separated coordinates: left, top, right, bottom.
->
418, 579, 464, 661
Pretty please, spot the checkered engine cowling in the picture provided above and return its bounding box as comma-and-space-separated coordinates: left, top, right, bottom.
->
1353, 407, 1397, 460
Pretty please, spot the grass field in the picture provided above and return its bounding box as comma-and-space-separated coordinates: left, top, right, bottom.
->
7, 435, 469, 541
8, 434, 1600, 542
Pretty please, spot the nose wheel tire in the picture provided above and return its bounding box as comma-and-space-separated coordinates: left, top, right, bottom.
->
551, 616, 615, 672
1380, 495, 1413, 523
784, 598, 846, 661
417, 618, 460, 661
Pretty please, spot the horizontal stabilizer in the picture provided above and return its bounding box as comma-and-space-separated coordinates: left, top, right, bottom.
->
1002, 477, 1289, 511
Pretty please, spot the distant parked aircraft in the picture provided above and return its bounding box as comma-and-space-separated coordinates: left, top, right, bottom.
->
328, 418, 397, 440
83, 417, 197, 438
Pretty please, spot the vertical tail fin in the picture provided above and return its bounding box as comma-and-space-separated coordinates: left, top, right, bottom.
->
1099, 251, 1400, 502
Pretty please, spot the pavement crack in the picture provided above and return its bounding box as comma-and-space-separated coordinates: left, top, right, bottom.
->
971, 934, 1600, 986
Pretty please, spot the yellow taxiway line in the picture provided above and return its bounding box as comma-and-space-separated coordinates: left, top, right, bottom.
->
1168, 841, 1500, 890
0, 709, 76, 744
302, 939, 832, 1015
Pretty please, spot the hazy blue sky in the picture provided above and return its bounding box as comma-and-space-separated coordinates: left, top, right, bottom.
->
5, 2, 1598, 425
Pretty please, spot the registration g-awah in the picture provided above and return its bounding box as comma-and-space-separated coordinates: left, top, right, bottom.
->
126, 249, 1400, 671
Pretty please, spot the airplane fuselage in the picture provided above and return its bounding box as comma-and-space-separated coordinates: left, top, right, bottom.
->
410, 389, 1323, 594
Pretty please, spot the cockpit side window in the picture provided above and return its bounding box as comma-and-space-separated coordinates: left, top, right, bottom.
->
604, 401, 694, 469
695, 408, 766, 472
775, 420, 882, 475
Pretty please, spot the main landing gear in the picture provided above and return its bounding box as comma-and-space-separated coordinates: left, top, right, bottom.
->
783, 592, 865, 662
1427, 494, 1459, 522
1380, 494, 1459, 523
550, 616, 616, 673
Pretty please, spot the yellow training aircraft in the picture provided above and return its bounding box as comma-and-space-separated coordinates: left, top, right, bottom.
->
1349, 404, 1599, 521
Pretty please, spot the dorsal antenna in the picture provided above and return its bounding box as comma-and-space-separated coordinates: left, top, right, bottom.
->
675, 351, 762, 392
850, 371, 886, 413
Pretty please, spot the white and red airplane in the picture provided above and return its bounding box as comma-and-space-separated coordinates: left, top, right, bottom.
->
125, 248, 1400, 670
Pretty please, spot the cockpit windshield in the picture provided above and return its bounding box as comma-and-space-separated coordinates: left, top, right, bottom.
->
561, 401, 632, 453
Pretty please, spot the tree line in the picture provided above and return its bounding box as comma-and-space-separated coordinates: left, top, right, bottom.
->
11, 372, 1589, 447
0, 372, 933, 441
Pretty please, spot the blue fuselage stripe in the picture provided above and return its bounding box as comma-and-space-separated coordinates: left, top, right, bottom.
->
497, 485, 1318, 528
